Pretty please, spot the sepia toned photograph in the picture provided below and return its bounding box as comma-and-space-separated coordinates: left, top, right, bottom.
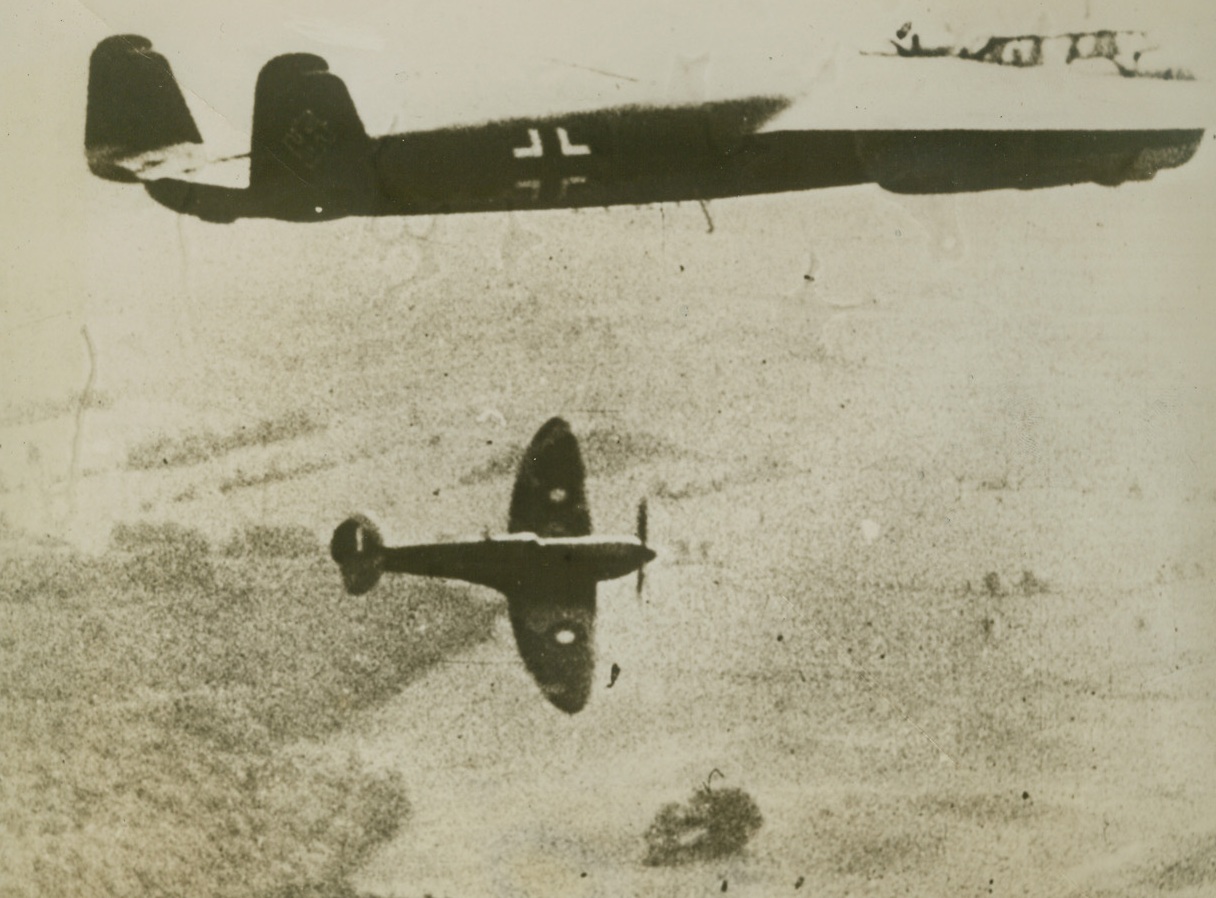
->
3, 1, 1214, 896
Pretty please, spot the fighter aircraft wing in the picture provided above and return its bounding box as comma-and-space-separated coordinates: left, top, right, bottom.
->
505, 578, 598, 714
508, 417, 592, 539
501, 417, 594, 711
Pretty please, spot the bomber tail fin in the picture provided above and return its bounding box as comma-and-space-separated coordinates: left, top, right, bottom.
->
248, 53, 375, 215
331, 515, 385, 595
86, 35, 202, 182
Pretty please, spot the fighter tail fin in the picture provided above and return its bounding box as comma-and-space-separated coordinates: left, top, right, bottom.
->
331, 515, 385, 595
248, 54, 374, 213
86, 35, 202, 182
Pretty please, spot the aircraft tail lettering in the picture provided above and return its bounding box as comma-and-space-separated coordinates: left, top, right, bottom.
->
331, 515, 385, 595
85, 35, 203, 182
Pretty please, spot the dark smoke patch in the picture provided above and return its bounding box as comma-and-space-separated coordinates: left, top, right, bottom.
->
643, 786, 763, 866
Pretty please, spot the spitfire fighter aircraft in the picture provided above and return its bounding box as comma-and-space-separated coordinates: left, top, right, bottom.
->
86, 35, 1205, 223
330, 418, 654, 714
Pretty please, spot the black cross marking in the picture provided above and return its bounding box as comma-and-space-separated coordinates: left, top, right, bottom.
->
511, 125, 594, 202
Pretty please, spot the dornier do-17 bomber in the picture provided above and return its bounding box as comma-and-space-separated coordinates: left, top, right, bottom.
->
85, 34, 1206, 223
330, 418, 654, 714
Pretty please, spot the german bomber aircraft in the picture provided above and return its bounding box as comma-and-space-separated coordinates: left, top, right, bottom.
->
86, 35, 1205, 223
330, 418, 654, 714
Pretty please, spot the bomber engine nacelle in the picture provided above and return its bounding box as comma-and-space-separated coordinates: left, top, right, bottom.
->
330, 515, 385, 595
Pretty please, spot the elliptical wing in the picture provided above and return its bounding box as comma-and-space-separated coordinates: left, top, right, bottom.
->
508, 417, 592, 538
